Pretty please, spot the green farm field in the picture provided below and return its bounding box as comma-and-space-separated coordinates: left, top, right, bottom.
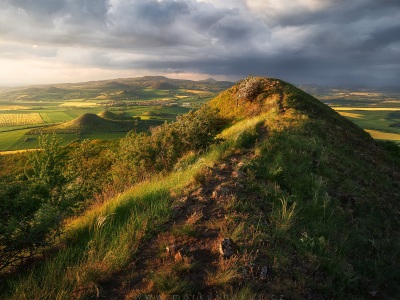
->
300, 85, 400, 144
333, 108, 400, 143
0, 76, 233, 150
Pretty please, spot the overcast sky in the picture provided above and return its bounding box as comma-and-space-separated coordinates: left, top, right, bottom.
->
0, 0, 399, 87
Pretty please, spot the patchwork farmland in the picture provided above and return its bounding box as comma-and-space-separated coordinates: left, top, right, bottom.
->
0, 76, 234, 151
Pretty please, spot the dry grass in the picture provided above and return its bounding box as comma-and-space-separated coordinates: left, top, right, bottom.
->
207, 257, 240, 287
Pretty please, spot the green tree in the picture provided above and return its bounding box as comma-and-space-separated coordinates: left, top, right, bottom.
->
27, 134, 67, 206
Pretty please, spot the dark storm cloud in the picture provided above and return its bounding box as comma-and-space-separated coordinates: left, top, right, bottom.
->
0, 0, 399, 86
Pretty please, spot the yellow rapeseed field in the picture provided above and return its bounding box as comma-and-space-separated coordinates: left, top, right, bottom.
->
0, 105, 30, 111
337, 111, 364, 119
365, 129, 400, 141
59, 102, 99, 107
332, 107, 400, 111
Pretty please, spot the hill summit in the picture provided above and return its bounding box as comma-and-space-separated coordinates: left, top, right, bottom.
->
2, 77, 399, 299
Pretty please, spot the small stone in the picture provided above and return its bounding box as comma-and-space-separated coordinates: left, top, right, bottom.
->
219, 238, 236, 258
369, 291, 380, 298
212, 185, 230, 199
260, 266, 268, 280
174, 251, 183, 262
219, 163, 228, 171
166, 244, 178, 256
231, 170, 244, 179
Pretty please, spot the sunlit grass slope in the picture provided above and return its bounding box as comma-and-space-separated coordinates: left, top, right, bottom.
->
2, 77, 399, 299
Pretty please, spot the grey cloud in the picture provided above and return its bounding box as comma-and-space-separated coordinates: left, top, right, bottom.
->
9, 0, 65, 16
0, 0, 399, 86
362, 24, 400, 50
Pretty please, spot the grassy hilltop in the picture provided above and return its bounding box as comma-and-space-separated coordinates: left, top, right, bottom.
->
1, 77, 399, 299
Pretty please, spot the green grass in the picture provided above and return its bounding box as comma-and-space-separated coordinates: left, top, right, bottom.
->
0, 130, 31, 150
39, 111, 73, 123
0, 105, 256, 299
1, 177, 177, 299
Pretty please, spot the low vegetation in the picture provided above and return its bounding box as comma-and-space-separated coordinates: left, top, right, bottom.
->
0, 76, 399, 299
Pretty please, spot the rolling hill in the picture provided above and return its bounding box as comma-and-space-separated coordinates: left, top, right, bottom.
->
36, 113, 136, 133
1, 77, 399, 299
97, 111, 132, 121
0, 76, 234, 101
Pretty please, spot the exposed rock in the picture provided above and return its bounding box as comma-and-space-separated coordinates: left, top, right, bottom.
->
174, 251, 183, 262
260, 266, 268, 280
212, 184, 231, 199
165, 244, 178, 256
231, 170, 244, 179
219, 163, 228, 171
219, 238, 236, 258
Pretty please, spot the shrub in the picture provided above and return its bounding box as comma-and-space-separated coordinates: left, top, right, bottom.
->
0, 180, 62, 272
111, 106, 225, 188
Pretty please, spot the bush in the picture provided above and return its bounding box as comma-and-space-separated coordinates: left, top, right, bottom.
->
0, 181, 62, 271
111, 106, 225, 188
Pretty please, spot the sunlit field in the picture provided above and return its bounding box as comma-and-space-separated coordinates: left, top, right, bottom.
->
0, 113, 43, 126
333, 107, 400, 111
337, 112, 364, 119
365, 130, 400, 142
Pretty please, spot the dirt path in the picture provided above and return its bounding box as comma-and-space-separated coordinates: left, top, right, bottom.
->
97, 151, 252, 299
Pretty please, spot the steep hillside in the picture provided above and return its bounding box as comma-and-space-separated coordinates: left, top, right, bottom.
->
1, 77, 399, 299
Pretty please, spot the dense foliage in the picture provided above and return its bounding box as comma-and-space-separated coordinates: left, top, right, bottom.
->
0, 105, 224, 271
112, 106, 224, 188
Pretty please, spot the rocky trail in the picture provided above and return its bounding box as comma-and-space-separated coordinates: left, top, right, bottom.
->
97, 149, 256, 299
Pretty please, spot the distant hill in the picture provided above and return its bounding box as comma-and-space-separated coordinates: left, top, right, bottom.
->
97, 111, 132, 120
97, 81, 131, 90
45, 86, 67, 93
199, 78, 217, 83
0, 76, 234, 101
36, 113, 135, 133
150, 82, 179, 90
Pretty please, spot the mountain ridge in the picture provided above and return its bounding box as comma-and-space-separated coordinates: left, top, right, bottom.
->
1, 77, 399, 299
